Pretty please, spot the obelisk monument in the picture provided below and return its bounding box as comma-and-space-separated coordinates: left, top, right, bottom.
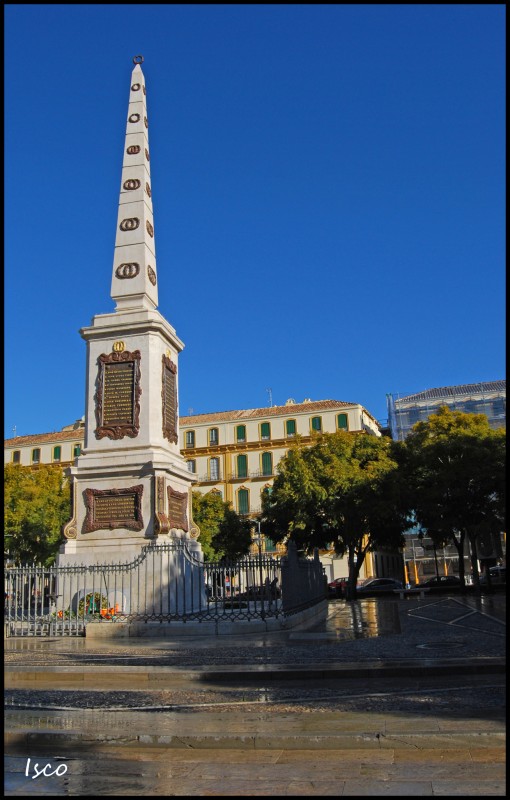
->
59, 56, 200, 567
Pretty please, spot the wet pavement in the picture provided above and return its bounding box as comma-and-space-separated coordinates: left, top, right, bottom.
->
4, 594, 506, 795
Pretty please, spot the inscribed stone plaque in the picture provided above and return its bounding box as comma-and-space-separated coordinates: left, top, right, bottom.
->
162, 355, 178, 444
95, 350, 141, 440
84, 486, 144, 532
167, 486, 189, 531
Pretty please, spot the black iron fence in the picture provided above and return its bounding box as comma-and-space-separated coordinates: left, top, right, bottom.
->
4, 540, 326, 637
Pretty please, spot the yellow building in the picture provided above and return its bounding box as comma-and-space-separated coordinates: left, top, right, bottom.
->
4, 398, 382, 579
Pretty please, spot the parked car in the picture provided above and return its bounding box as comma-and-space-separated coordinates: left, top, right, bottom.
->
327, 577, 347, 598
420, 575, 462, 589
355, 578, 403, 596
480, 566, 506, 585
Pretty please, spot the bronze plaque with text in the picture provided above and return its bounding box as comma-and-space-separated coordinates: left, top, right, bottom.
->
167, 486, 189, 531
95, 350, 141, 440
162, 355, 178, 443
103, 362, 134, 425
84, 485, 144, 532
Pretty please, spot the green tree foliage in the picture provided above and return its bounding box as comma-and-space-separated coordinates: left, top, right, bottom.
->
211, 508, 253, 562
403, 406, 506, 589
191, 491, 253, 562
261, 432, 409, 597
191, 490, 227, 561
4, 464, 71, 565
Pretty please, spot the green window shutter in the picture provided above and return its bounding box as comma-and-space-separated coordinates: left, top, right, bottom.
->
260, 422, 270, 439
311, 416, 322, 431
53, 446, 61, 461
73, 444, 81, 457
337, 413, 348, 430
262, 451, 272, 476
264, 536, 277, 553
237, 454, 247, 478
32, 449, 40, 463
238, 488, 249, 515
236, 425, 246, 442
286, 419, 296, 436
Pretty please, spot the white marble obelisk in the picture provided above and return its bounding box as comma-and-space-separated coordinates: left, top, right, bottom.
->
58, 57, 201, 569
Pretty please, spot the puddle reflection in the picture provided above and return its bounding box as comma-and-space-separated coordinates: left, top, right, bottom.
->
313, 599, 401, 639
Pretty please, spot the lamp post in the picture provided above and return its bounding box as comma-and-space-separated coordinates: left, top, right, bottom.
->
252, 519, 265, 620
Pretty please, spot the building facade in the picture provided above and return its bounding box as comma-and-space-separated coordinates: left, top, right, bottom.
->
5, 397, 382, 579
387, 380, 506, 441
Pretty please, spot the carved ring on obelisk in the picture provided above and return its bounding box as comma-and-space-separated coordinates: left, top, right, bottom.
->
129, 113, 141, 123
133, 55, 144, 65
116, 262, 140, 279
131, 83, 141, 91
120, 218, 140, 231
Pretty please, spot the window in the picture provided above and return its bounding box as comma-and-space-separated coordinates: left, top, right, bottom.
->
185, 430, 195, 448
311, 416, 322, 432
53, 446, 61, 462
260, 422, 270, 440
238, 488, 249, 515
32, 448, 40, 464
337, 413, 349, 431
209, 457, 219, 480
237, 454, 247, 478
187, 460, 196, 473
73, 443, 81, 458
236, 424, 246, 443
286, 419, 296, 436
209, 428, 219, 446
261, 451, 273, 476
264, 536, 277, 553
12, 450, 20, 464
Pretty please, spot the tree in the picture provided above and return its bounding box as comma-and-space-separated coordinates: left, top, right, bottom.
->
403, 406, 505, 590
191, 490, 227, 561
211, 508, 253, 562
191, 491, 253, 562
261, 432, 409, 598
4, 464, 71, 565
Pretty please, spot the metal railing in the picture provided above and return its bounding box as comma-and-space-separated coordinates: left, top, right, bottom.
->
4, 540, 326, 637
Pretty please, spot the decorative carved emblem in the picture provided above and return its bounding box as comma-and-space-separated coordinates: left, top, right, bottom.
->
144, 116, 148, 128
84, 485, 144, 532
127, 145, 141, 155
123, 178, 141, 190
147, 265, 157, 286
120, 217, 140, 231
167, 486, 189, 532
146, 220, 154, 237
154, 476, 170, 536
63, 480, 78, 539
95, 350, 142, 440
129, 113, 140, 123
115, 262, 140, 280
145, 182, 151, 197
131, 83, 141, 91
112, 341, 125, 352
145, 148, 150, 161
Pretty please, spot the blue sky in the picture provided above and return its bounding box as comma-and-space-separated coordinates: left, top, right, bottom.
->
4, 4, 506, 439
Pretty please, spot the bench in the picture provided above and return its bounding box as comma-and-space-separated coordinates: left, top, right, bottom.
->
394, 587, 430, 600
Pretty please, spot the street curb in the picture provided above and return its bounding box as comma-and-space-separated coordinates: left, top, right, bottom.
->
4, 657, 506, 687
4, 729, 506, 751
